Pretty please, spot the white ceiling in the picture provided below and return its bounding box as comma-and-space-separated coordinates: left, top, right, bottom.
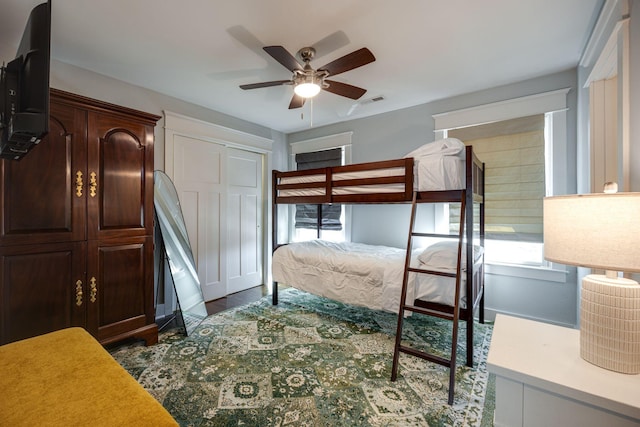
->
1, 0, 602, 134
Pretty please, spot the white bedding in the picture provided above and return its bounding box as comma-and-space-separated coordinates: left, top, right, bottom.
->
413, 154, 464, 191
277, 152, 464, 198
272, 240, 474, 313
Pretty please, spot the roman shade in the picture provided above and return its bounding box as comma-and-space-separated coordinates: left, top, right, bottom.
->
449, 115, 545, 242
295, 148, 342, 230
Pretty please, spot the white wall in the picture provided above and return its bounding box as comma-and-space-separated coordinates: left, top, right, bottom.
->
630, 0, 640, 192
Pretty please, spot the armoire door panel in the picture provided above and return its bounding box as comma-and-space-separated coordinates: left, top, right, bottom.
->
87, 112, 154, 240
0, 242, 86, 344
0, 101, 87, 246
86, 236, 154, 342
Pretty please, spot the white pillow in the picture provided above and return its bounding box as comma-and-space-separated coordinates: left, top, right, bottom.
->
417, 241, 483, 270
418, 241, 459, 269
404, 138, 465, 159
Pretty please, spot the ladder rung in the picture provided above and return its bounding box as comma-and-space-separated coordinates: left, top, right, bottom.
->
398, 344, 451, 367
402, 304, 456, 321
410, 232, 461, 239
407, 267, 457, 277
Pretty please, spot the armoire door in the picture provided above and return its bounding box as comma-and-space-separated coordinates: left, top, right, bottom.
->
86, 236, 156, 345
0, 241, 86, 344
86, 111, 155, 240
0, 89, 158, 346
0, 100, 87, 246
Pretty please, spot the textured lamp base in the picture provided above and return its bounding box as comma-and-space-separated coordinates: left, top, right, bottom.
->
580, 274, 640, 374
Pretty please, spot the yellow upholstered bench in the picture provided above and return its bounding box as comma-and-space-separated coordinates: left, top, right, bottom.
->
0, 327, 177, 426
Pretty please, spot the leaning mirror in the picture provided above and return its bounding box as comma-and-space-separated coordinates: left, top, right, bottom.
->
154, 170, 207, 335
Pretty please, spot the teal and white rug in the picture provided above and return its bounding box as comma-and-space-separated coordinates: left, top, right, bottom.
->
111, 288, 494, 426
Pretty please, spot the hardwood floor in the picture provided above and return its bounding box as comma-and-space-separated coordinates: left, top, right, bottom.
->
205, 284, 272, 315
155, 284, 281, 334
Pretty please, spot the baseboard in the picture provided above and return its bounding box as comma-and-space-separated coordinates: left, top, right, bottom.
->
483, 307, 577, 329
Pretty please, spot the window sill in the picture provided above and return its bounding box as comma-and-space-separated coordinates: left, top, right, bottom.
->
485, 262, 568, 283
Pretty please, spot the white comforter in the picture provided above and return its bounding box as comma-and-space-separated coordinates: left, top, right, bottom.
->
272, 240, 419, 313
273, 239, 475, 313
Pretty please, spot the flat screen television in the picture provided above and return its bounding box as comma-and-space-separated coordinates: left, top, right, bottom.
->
0, 1, 51, 161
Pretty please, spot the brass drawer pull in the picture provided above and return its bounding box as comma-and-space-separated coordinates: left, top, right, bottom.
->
75, 171, 83, 197
90, 277, 97, 303
75, 280, 83, 306
90, 172, 97, 197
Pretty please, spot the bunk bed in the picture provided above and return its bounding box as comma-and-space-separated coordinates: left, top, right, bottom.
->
271, 141, 485, 404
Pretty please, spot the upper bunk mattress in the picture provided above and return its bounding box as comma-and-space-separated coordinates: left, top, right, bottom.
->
278, 154, 464, 198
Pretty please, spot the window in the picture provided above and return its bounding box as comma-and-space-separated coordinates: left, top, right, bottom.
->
294, 148, 343, 237
289, 132, 353, 243
433, 89, 569, 267
448, 115, 546, 265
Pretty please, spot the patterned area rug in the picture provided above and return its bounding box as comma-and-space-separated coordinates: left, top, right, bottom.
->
111, 288, 494, 426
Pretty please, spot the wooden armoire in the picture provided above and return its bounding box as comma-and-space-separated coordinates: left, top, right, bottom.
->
0, 89, 160, 346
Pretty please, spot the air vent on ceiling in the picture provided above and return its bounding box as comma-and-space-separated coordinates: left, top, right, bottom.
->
345, 95, 385, 116
362, 95, 385, 104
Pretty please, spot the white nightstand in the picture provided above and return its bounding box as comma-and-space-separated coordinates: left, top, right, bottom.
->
487, 314, 640, 427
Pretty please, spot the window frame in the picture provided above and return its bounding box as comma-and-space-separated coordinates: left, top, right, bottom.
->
432, 89, 570, 278
288, 132, 353, 242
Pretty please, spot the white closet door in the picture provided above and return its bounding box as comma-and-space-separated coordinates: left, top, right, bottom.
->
226, 147, 263, 294
173, 134, 226, 301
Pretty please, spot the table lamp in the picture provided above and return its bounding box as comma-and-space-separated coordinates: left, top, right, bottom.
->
543, 191, 640, 374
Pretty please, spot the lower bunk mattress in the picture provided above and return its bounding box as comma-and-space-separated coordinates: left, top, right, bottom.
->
272, 240, 476, 313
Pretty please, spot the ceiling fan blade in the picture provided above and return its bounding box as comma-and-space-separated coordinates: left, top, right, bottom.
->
288, 94, 306, 109
240, 80, 291, 90
311, 31, 350, 59
263, 46, 303, 72
323, 80, 367, 100
318, 47, 375, 76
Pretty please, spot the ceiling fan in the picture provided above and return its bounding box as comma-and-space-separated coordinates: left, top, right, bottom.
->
240, 46, 376, 109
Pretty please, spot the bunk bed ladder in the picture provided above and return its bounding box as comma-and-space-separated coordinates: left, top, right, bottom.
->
390, 190, 467, 405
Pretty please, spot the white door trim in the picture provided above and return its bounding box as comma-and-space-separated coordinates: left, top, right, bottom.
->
163, 111, 273, 297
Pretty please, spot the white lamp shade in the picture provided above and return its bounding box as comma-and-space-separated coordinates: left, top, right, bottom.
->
543, 193, 640, 272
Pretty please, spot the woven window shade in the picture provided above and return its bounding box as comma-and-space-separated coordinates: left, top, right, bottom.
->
449, 115, 545, 242
295, 148, 342, 231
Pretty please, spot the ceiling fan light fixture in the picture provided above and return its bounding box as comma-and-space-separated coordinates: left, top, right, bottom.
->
294, 81, 321, 98
239, 45, 375, 108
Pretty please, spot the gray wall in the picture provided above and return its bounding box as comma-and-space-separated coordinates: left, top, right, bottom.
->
282, 1, 639, 327
288, 70, 581, 327
10, 1, 634, 328
49, 60, 288, 171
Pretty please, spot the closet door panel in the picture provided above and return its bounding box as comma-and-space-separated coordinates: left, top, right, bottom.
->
86, 112, 154, 240
0, 101, 87, 246
227, 148, 263, 294
0, 241, 86, 344
173, 135, 225, 301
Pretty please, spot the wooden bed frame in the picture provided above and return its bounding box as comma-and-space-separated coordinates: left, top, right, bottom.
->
271, 145, 485, 404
